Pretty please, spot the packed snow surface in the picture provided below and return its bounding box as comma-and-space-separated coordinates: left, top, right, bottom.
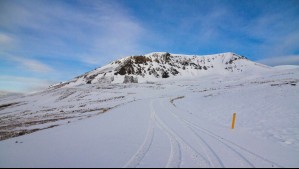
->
0, 55, 299, 167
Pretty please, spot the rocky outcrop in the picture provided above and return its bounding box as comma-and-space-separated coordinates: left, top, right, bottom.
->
123, 75, 138, 83
50, 52, 270, 88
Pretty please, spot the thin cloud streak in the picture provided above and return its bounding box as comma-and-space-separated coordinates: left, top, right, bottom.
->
11, 56, 54, 73
0, 32, 16, 51
0, 33, 14, 45
0, 0, 148, 65
0, 76, 54, 93
257, 55, 299, 66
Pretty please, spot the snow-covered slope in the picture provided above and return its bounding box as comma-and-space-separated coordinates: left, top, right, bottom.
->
1, 53, 299, 168
51, 52, 271, 88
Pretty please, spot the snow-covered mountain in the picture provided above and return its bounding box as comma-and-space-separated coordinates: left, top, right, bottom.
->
51, 52, 270, 88
1, 52, 299, 168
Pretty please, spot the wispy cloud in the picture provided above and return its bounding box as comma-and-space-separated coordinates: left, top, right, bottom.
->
0, 0, 151, 92
77, 2, 147, 65
0, 33, 14, 45
0, 0, 148, 65
257, 55, 299, 66
0, 32, 53, 74
10, 56, 53, 73
147, 1, 299, 58
0, 76, 54, 93
241, 4, 299, 58
0, 32, 16, 51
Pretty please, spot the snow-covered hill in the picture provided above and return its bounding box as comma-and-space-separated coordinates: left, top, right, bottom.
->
51, 52, 270, 88
0, 52, 299, 168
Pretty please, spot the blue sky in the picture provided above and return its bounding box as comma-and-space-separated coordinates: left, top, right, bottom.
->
0, 0, 299, 93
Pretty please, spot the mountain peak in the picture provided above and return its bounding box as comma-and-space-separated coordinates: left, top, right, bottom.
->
50, 52, 270, 89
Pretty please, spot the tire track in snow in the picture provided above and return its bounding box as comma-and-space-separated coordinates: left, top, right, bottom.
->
183, 118, 255, 167
150, 100, 182, 168
166, 99, 225, 168
185, 120, 282, 167
167, 98, 255, 167
173, 99, 282, 167
153, 100, 211, 168
123, 104, 155, 168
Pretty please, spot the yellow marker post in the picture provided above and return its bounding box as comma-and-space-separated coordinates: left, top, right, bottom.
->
231, 113, 236, 129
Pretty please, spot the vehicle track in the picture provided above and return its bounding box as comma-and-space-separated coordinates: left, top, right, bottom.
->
123, 104, 155, 168
123, 100, 183, 168
185, 119, 283, 167
170, 98, 283, 167
165, 99, 254, 167
150, 100, 182, 168
152, 100, 212, 167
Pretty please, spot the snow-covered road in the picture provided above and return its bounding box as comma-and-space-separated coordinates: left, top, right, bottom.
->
1, 68, 299, 167
1, 97, 298, 167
